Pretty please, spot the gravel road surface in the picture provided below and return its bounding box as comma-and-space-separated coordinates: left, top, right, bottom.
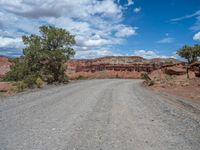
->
0, 79, 200, 150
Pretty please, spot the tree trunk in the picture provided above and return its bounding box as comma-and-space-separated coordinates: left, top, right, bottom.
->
186, 65, 189, 79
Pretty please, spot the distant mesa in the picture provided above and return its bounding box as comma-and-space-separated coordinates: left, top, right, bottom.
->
0, 55, 182, 79
65, 56, 182, 79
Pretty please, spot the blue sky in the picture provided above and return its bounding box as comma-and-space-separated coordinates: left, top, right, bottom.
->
0, 0, 200, 59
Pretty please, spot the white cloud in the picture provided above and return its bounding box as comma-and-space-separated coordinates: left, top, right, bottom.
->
133, 50, 176, 59
115, 25, 137, 37
127, 0, 134, 6
84, 39, 112, 47
0, 36, 23, 49
1, 0, 122, 19
0, 0, 137, 58
75, 49, 121, 59
170, 10, 200, 22
191, 16, 200, 31
156, 37, 174, 44
134, 7, 141, 13
170, 10, 200, 31
193, 32, 200, 41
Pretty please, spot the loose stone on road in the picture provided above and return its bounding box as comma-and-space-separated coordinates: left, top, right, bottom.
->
0, 79, 200, 150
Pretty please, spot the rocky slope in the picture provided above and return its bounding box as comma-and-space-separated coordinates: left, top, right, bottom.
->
148, 65, 200, 101
0, 56, 12, 77
65, 56, 182, 79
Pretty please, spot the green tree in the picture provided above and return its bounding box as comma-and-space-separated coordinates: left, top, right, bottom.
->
5, 25, 75, 86
193, 44, 200, 62
177, 45, 200, 64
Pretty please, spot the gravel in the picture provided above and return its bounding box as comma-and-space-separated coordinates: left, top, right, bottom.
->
0, 79, 200, 150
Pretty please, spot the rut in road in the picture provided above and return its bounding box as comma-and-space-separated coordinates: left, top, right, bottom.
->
0, 79, 200, 150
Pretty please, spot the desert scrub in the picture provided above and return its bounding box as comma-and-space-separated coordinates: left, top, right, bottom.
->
148, 80, 155, 86
141, 73, 151, 80
141, 73, 154, 86
77, 75, 85, 80
10, 85, 18, 93
35, 78, 45, 88
164, 60, 173, 65
11, 81, 28, 92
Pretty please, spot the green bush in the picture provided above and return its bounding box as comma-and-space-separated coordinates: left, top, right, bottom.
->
35, 78, 45, 88
4, 58, 29, 82
41, 74, 54, 83
62, 75, 69, 83
4, 25, 75, 88
23, 75, 38, 88
10, 85, 18, 93
11, 81, 28, 92
141, 73, 151, 80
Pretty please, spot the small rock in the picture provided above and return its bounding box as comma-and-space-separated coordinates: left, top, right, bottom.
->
161, 85, 165, 88
181, 83, 189, 87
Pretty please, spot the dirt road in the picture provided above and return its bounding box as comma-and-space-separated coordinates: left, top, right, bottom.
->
0, 79, 200, 150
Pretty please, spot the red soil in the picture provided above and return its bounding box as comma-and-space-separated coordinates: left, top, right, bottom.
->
149, 68, 200, 101
0, 57, 12, 77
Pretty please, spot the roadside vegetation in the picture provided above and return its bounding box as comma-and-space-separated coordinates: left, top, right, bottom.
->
144, 44, 200, 86
177, 44, 200, 78
3, 25, 75, 92
177, 44, 200, 64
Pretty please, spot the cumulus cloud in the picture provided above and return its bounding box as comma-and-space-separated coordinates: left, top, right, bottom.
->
75, 49, 121, 59
134, 7, 141, 13
193, 32, 200, 41
0, 0, 137, 58
156, 37, 174, 44
1, 0, 122, 19
133, 50, 176, 59
0, 36, 23, 49
115, 25, 137, 37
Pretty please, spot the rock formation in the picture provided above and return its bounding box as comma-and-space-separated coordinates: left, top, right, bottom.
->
0, 57, 12, 77
66, 56, 181, 74
65, 56, 182, 79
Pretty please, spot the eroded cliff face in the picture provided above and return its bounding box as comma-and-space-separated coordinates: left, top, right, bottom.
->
0, 57, 12, 77
65, 56, 181, 79
0, 56, 182, 79
66, 56, 145, 72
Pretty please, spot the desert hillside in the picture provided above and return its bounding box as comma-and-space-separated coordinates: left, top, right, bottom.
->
0, 56, 12, 77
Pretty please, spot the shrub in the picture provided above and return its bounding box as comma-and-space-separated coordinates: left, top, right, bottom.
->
148, 80, 154, 86
4, 25, 75, 89
62, 75, 69, 83
164, 60, 173, 65
11, 81, 28, 92
41, 74, 54, 84
10, 85, 18, 93
35, 78, 45, 88
23, 75, 38, 88
141, 73, 155, 86
4, 58, 29, 82
141, 73, 151, 80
